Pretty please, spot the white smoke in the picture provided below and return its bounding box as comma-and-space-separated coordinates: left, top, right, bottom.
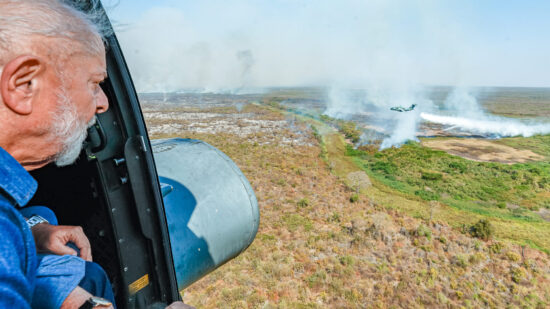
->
442, 88, 485, 118
324, 88, 367, 119
420, 113, 550, 137
106, 1, 550, 93
418, 87, 550, 137
324, 85, 437, 149
379, 111, 421, 149
104, 1, 550, 144
324, 85, 550, 148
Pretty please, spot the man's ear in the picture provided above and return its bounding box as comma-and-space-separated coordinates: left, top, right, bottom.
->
0, 55, 45, 115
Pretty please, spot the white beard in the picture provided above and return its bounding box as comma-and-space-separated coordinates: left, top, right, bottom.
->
52, 87, 96, 167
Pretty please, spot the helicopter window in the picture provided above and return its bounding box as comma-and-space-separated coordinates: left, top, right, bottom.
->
103, 0, 550, 306
103, 1, 261, 292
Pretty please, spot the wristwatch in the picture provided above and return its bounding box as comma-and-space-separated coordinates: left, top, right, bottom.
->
25, 215, 48, 229
79, 296, 113, 308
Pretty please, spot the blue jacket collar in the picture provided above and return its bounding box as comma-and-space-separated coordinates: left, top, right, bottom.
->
0, 147, 37, 207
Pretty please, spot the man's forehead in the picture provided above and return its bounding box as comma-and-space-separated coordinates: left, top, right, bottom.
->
70, 52, 107, 75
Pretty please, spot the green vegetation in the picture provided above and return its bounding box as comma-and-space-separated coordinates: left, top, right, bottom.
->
510, 266, 527, 283
297, 198, 310, 208
283, 214, 314, 232
469, 219, 494, 240
341, 138, 550, 252
348, 142, 550, 212
320, 114, 361, 143
489, 242, 504, 254
414, 224, 432, 240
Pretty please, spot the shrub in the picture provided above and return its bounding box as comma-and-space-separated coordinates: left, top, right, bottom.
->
349, 194, 359, 203
283, 214, 313, 232
449, 161, 467, 173
469, 219, 494, 241
510, 266, 527, 283
328, 212, 341, 223
339, 121, 361, 143
311, 125, 321, 143
421, 171, 443, 181
414, 190, 440, 201
469, 252, 485, 264
297, 198, 310, 208
488, 242, 503, 254
506, 251, 521, 262
474, 240, 482, 251
453, 254, 469, 268
415, 224, 432, 240
339, 255, 355, 266
259, 233, 276, 243
267, 101, 282, 109
319, 114, 334, 122
345, 144, 364, 157
371, 161, 397, 174
306, 271, 327, 288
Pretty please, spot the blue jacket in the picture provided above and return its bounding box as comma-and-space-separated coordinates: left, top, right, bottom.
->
0, 147, 38, 308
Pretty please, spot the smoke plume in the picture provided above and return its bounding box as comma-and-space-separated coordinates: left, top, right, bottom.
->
106, 1, 550, 93
324, 85, 436, 149
419, 88, 550, 137
420, 113, 550, 137
324, 85, 550, 149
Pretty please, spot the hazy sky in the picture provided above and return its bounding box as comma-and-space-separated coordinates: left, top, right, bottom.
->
103, 0, 550, 91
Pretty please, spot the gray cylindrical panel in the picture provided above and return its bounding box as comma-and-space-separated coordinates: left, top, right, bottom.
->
151, 138, 259, 290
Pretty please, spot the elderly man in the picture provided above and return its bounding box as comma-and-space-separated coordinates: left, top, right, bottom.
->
0, 0, 115, 307
0, 0, 190, 308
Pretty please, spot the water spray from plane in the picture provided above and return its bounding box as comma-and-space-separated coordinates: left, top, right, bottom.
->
324, 86, 550, 149
324, 85, 436, 149
419, 88, 550, 138
419, 113, 550, 137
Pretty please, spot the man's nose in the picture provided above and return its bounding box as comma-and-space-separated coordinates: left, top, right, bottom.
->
96, 88, 109, 114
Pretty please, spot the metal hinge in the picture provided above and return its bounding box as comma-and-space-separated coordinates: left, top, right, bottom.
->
139, 135, 148, 152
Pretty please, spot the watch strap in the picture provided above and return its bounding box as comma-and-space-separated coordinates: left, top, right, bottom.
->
79, 296, 113, 309
26, 215, 48, 229
79, 299, 94, 309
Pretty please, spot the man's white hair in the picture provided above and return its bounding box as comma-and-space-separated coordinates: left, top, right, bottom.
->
0, 0, 108, 64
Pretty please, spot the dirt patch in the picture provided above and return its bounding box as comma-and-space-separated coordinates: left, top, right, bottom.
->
537, 208, 550, 222
422, 138, 545, 164
347, 171, 371, 191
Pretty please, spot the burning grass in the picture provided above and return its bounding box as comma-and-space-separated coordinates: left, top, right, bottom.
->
142, 100, 550, 308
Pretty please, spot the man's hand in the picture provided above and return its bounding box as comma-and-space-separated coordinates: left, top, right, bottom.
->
61, 287, 114, 309
31, 223, 92, 261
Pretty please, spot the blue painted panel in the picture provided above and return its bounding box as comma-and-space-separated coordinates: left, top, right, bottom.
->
152, 138, 259, 289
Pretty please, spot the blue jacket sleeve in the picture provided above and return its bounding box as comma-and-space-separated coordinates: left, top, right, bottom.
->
0, 202, 36, 308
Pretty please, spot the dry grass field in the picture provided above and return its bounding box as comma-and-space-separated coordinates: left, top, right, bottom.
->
421, 138, 545, 164
142, 100, 550, 309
